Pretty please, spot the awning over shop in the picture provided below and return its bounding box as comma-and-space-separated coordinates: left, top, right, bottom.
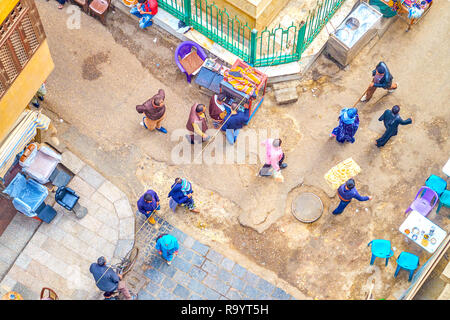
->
0, 110, 50, 180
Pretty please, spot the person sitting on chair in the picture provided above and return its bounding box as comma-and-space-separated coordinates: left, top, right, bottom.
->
130, 0, 158, 29
89, 256, 134, 300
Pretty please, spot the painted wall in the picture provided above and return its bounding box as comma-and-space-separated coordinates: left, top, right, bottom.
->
0, 39, 55, 143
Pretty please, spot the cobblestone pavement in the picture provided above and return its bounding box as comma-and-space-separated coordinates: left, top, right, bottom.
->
126, 213, 295, 300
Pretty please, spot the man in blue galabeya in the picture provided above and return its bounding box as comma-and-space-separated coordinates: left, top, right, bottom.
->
332, 179, 372, 215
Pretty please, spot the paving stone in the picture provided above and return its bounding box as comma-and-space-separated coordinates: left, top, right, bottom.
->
203, 287, 221, 300
243, 270, 260, 285
191, 241, 209, 256
192, 253, 205, 267
157, 287, 177, 300
256, 278, 277, 295
203, 275, 230, 296
162, 277, 177, 290
272, 287, 291, 300
243, 284, 264, 299
226, 288, 244, 300
231, 263, 247, 278
219, 295, 229, 300
202, 260, 219, 275
77, 165, 105, 189
183, 236, 195, 248
188, 278, 207, 295
138, 289, 156, 300
274, 86, 298, 105
218, 268, 233, 285
172, 257, 192, 273
159, 262, 178, 278
221, 257, 235, 272
0, 243, 18, 265
206, 250, 224, 265
0, 276, 17, 292
61, 151, 85, 174
114, 198, 134, 220
145, 280, 161, 295
12, 282, 39, 300
169, 228, 187, 244
119, 217, 135, 240
67, 176, 96, 200
90, 191, 115, 212
230, 276, 246, 291
97, 180, 124, 203
180, 249, 194, 262
77, 214, 103, 233
173, 270, 191, 287
188, 266, 207, 281
144, 268, 165, 284
93, 206, 119, 229
97, 224, 118, 242
147, 255, 164, 269
113, 239, 134, 259
190, 293, 203, 300
173, 284, 190, 299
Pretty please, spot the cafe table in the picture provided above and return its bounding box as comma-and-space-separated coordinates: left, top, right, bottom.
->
399, 210, 447, 253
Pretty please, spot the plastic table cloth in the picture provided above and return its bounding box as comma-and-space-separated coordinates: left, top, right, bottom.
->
399, 210, 447, 253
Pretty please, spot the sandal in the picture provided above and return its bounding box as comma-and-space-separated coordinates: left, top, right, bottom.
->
58, 4, 64, 9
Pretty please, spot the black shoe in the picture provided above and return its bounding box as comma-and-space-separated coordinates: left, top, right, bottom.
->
280, 163, 287, 169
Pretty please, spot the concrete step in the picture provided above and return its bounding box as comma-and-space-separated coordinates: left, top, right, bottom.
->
274, 86, 298, 105
438, 284, 450, 300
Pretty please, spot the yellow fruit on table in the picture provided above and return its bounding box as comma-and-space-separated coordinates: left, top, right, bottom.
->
122, 0, 138, 7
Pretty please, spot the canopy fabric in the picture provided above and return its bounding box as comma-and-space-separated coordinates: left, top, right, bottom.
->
0, 110, 50, 180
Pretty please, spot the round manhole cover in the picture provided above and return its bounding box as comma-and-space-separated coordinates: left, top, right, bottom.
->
291, 192, 323, 223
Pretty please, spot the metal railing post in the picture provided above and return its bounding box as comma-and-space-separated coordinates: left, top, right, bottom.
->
249, 28, 257, 66
295, 21, 307, 57
184, 0, 191, 25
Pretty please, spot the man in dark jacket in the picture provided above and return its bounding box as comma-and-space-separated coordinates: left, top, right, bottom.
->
136, 89, 167, 134
89, 256, 134, 299
332, 179, 372, 215
221, 103, 250, 145
376, 105, 412, 147
137, 189, 160, 224
361, 62, 398, 102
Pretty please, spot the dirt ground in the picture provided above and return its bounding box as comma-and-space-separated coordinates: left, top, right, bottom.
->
37, 0, 449, 299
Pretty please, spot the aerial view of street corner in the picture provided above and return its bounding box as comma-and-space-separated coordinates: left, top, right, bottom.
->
0, 0, 449, 310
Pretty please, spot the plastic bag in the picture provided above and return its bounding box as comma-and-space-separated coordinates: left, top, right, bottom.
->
273, 170, 284, 183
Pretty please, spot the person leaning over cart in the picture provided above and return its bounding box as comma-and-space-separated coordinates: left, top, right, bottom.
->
360, 61, 397, 102
89, 256, 134, 300
137, 189, 160, 225
185, 104, 210, 144
220, 102, 249, 145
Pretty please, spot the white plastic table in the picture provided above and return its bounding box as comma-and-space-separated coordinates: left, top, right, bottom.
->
443, 157, 450, 177
399, 210, 447, 253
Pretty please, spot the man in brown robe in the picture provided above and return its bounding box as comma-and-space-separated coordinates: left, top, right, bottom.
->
185, 104, 209, 144
136, 89, 167, 133
208, 93, 227, 128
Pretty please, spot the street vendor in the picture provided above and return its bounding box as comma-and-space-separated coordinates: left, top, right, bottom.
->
360, 61, 397, 102
130, 0, 158, 29
186, 104, 210, 144
220, 102, 249, 145
208, 93, 228, 128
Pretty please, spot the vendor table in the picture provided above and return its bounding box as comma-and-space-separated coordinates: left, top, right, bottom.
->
399, 210, 447, 253
380, 0, 433, 31
443, 157, 450, 177
194, 58, 227, 95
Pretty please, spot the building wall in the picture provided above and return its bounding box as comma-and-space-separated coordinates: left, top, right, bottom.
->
0, 0, 54, 143
0, 39, 54, 142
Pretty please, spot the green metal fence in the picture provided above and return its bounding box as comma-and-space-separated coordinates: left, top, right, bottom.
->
157, 0, 346, 67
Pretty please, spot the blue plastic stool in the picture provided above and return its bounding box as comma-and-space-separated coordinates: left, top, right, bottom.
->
394, 252, 419, 282
368, 239, 394, 266
425, 174, 447, 196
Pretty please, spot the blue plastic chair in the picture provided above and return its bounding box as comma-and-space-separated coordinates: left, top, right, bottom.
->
394, 252, 419, 282
368, 239, 394, 266
436, 189, 450, 214
425, 174, 447, 196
